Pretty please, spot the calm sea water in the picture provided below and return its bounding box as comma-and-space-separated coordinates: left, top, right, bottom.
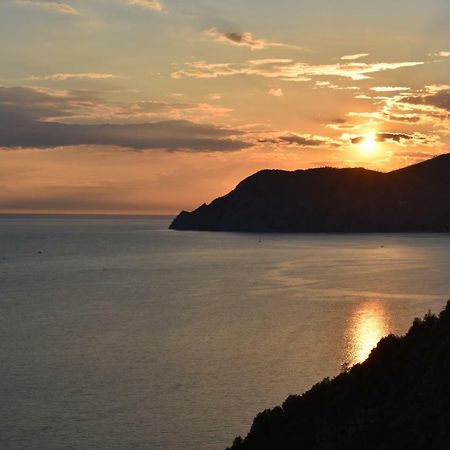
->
1, 215, 449, 450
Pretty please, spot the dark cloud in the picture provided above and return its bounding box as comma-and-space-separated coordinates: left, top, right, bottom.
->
325, 118, 358, 131
376, 132, 413, 142
388, 114, 421, 123
0, 86, 100, 120
0, 118, 250, 152
203, 28, 267, 49
0, 86, 250, 152
224, 32, 250, 45
351, 133, 413, 144
403, 89, 450, 112
202, 28, 291, 50
258, 133, 339, 148
279, 135, 327, 146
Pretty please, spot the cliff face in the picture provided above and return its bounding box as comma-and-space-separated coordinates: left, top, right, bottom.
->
170, 154, 450, 232
228, 300, 450, 450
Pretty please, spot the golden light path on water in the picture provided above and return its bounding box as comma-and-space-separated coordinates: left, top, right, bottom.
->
346, 301, 390, 366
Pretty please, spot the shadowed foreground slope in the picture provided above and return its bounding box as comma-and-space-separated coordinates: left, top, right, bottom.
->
171, 153, 450, 232
228, 300, 450, 450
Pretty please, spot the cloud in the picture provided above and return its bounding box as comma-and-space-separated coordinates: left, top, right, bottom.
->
203, 28, 298, 51
350, 133, 412, 144
173, 59, 424, 82
314, 81, 360, 91
28, 73, 119, 81
0, 86, 250, 152
126, 0, 163, 11
258, 132, 340, 148
341, 53, 370, 61
387, 113, 421, 123
173, 61, 243, 79
370, 86, 410, 92
326, 118, 360, 131
354, 85, 450, 130
249, 58, 293, 65
15, 0, 78, 14
349, 132, 438, 147
269, 88, 283, 97
0, 119, 250, 152
0, 86, 232, 124
0, 86, 96, 120
279, 134, 337, 147
403, 88, 450, 112
430, 51, 450, 58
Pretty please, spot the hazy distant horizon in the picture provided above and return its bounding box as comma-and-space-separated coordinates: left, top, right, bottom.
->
1, 153, 448, 216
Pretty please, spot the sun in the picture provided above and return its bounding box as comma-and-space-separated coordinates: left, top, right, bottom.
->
359, 133, 378, 156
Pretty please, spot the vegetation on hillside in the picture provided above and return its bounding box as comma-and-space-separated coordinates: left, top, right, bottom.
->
229, 300, 450, 450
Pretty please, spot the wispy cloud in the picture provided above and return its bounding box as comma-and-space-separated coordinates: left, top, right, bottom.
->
0, 86, 247, 152
340, 53, 370, 61
370, 86, 410, 92
126, 0, 163, 12
368, 85, 450, 130
430, 51, 450, 58
268, 88, 283, 97
347, 84, 450, 131
173, 61, 244, 80
315, 81, 360, 91
386, 113, 422, 123
16, 0, 78, 15
203, 28, 299, 51
173, 59, 424, 82
28, 73, 119, 81
278, 134, 340, 147
403, 86, 450, 112
258, 132, 340, 148
0, 86, 233, 124
349, 132, 439, 147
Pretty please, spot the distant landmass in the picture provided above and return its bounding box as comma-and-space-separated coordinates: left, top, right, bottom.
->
228, 300, 450, 450
170, 153, 450, 232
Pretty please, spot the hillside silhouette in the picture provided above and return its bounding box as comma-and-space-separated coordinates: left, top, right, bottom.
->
228, 300, 450, 450
170, 153, 450, 232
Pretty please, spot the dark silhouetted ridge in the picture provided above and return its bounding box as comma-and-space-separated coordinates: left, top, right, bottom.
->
170, 153, 450, 232
228, 300, 450, 450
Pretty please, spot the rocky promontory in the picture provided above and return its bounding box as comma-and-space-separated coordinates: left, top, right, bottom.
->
170, 154, 450, 232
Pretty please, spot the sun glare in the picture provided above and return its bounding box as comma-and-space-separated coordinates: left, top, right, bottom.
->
360, 133, 378, 156
346, 301, 390, 365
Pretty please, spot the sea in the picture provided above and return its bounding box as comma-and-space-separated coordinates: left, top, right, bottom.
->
1, 215, 449, 450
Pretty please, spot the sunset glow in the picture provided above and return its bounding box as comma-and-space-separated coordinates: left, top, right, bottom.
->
347, 301, 390, 365
360, 134, 378, 156
0, 0, 449, 214
1, 3, 450, 447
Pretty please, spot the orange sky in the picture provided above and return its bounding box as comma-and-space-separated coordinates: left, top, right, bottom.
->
1, 0, 449, 214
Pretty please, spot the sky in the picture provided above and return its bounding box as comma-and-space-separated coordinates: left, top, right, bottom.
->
1, 0, 449, 214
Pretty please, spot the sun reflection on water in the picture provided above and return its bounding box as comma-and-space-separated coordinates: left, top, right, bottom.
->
346, 301, 390, 366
